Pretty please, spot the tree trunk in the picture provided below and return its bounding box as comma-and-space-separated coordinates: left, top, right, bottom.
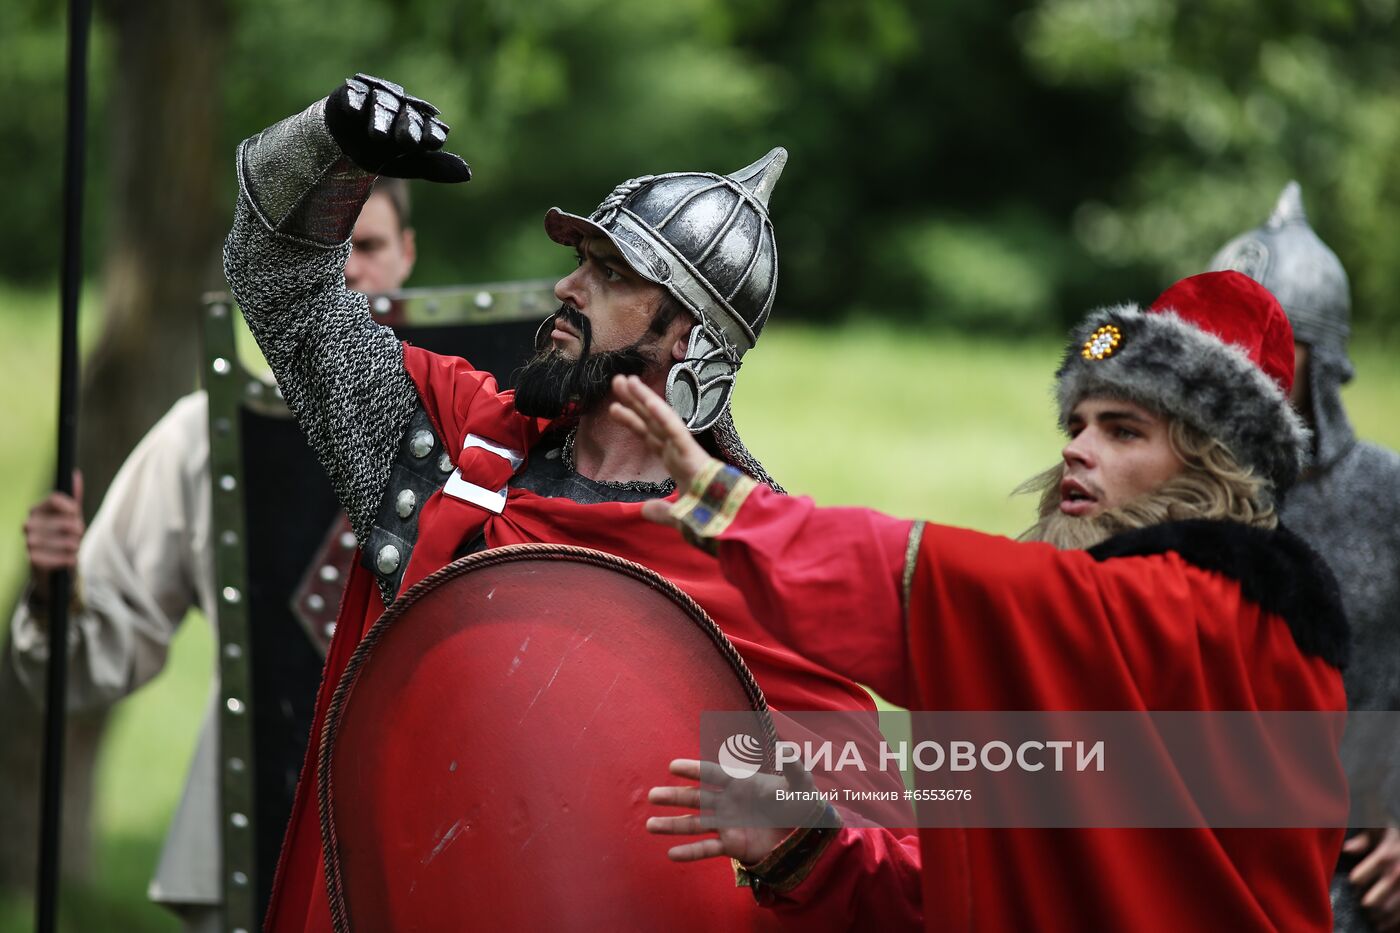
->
83, 0, 232, 467
0, 0, 228, 892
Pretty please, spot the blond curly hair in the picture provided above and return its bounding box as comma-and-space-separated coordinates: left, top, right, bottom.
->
1019, 417, 1277, 549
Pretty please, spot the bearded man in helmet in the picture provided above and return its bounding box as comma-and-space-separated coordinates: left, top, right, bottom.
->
223, 75, 921, 931
1211, 183, 1400, 933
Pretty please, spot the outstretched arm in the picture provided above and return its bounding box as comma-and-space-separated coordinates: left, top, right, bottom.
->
611, 375, 919, 706
223, 76, 470, 567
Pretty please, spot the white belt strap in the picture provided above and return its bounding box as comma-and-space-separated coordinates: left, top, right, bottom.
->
441, 433, 525, 514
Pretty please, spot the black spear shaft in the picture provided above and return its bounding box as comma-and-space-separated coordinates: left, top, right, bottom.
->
37, 0, 92, 928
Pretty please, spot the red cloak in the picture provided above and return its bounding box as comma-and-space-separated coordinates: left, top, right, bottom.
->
700, 482, 1348, 932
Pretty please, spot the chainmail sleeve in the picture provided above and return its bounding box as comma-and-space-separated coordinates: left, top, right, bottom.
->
224, 169, 419, 554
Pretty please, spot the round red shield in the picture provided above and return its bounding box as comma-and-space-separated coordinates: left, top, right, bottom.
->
318, 544, 783, 932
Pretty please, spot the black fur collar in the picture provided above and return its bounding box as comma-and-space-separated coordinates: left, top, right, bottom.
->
1088, 519, 1350, 669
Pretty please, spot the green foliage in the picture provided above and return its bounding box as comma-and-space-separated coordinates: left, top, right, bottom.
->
1021, 0, 1400, 334
0, 1, 110, 283
0, 0, 1137, 332
874, 211, 1071, 331
3, 0, 1400, 334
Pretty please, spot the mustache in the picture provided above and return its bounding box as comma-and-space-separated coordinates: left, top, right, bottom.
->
555, 303, 588, 335
536, 303, 591, 353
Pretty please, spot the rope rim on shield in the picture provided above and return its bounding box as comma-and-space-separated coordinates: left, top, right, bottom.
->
316, 542, 776, 933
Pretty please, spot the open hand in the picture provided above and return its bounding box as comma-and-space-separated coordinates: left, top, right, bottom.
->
646, 758, 823, 867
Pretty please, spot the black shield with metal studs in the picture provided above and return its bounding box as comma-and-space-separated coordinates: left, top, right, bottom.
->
202, 281, 555, 933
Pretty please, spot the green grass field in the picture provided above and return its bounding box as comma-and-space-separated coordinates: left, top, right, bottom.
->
1, 285, 1397, 931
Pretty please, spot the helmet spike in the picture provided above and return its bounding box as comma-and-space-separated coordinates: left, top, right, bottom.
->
1266, 180, 1307, 230
1209, 179, 1350, 350
726, 147, 788, 209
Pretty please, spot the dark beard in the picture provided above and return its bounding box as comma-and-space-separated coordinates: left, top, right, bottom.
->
513, 304, 657, 419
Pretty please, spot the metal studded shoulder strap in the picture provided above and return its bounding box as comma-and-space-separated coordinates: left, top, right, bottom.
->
362, 406, 452, 602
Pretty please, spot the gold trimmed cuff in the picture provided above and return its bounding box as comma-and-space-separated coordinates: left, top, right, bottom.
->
671, 461, 758, 555
902, 521, 925, 617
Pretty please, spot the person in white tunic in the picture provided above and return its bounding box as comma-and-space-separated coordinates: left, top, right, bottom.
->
12, 180, 415, 933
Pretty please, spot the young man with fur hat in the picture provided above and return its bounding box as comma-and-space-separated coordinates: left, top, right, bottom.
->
613, 270, 1351, 930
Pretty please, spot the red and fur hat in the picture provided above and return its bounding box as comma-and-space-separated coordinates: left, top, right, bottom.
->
1055, 271, 1310, 497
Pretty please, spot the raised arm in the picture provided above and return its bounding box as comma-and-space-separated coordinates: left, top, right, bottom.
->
222, 76, 470, 556
615, 373, 1349, 719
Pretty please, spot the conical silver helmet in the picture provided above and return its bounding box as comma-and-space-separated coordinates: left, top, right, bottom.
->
1209, 181, 1351, 351
544, 149, 787, 431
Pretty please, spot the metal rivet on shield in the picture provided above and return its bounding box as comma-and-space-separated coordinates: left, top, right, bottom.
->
474, 291, 493, 310
219, 474, 237, 492
319, 564, 340, 583
396, 489, 417, 518
372, 296, 392, 315
376, 544, 401, 575
222, 586, 241, 604
324, 622, 337, 639
231, 871, 249, 887
307, 594, 325, 612
438, 452, 453, 474
223, 643, 242, 660
212, 357, 231, 376
340, 531, 357, 550
226, 697, 245, 715
230, 812, 249, 829
409, 429, 435, 458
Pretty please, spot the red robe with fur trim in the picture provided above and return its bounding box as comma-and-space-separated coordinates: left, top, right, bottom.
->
263, 347, 922, 932
696, 482, 1348, 932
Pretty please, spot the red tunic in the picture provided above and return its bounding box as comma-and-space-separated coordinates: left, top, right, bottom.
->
703, 484, 1347, 932
263, 348, 922, 931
